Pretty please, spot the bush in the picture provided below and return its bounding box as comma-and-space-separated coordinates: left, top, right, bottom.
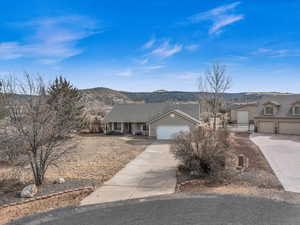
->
0, 130, 25, 163
87, 116, 104, 133
171, 126, 230, 178
106, 130, 123, 135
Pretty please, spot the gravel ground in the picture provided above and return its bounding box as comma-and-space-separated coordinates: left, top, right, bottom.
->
0, 134, 153, 206
0, 178, 95, 206
0, 188, 93, 225
176, 132, 284, 198
179, 183, 300, 204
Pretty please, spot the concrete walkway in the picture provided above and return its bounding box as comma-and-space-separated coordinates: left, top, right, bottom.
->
250, 133, 300, 193
81, 141, 178, 205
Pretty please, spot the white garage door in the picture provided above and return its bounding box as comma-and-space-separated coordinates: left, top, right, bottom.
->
156, 125, 189, 140
237, 111, 249, 124
258, 121, 274, 133
279, 122, 300, 135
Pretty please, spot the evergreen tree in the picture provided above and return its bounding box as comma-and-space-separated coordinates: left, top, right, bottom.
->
48, 76, 84, 130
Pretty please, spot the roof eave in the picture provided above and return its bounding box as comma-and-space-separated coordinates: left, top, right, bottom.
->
149, 109, 201, 125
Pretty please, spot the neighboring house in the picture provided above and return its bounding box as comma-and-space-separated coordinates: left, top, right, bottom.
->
254, 95, 300, 135
230, 102, 257, 124
104, 103, 202, 139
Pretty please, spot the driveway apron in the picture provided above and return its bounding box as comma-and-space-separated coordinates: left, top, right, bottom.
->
250, 134, 300, 193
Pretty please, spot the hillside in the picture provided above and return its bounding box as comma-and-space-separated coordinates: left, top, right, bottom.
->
80, 87, 293, 115
0, 87, 294, 117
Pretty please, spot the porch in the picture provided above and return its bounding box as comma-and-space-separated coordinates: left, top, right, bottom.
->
105, 122, 149, 136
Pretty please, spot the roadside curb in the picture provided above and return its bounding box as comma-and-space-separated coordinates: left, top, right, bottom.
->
176, 180, 206, 192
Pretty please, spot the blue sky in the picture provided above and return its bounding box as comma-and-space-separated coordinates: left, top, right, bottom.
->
0, 0, 300, 93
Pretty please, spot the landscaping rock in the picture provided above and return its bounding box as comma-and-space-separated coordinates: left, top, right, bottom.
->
23, 164, 31, 169
54, 178, 66, 184
20, 184, 37, 198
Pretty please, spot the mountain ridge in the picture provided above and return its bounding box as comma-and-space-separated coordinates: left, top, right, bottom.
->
79, 87, 295, 115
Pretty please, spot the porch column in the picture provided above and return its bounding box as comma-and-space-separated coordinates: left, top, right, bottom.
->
121, 122, 124, 133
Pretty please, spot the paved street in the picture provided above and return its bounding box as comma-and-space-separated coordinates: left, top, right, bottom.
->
81, 141, 177, 205
251, 133, 300, 193
10, 194, 300, 225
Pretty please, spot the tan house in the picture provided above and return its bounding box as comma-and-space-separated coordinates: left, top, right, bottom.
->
104, 103, 202, 139
230, 103, 257, 124
254, 95, 300, 135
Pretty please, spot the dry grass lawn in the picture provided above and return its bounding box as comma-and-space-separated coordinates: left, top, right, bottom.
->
0, 134, 154, 206
47, 134, 154, 184
0, 134, 153, 224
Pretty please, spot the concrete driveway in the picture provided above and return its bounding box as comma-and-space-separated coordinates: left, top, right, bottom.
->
81, 141, 177, 205
250, 133, 300, 193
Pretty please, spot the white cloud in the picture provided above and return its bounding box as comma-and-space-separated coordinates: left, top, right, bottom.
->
256, 48, 271, 54
150, 40, 182, 58
142, 65, 165, 71
187, 1, 243, 35
136, 57, 149, 65
185, 44, 200, 52
115, 69, 133, 77
255, 48, 296, 57
189, 2, 241, 21
142, 38, 156, 49
0, 15, 100, 63
0, 42, 23, 59
209, 14, 244, 35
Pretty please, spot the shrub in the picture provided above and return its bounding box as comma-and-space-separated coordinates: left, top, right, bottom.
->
171, 126, 230, 178
87, 116, 104, 133
106, 130, 123, 135
0, 129, 25, 163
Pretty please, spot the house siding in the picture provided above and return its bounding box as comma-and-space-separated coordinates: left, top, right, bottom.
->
230, 105, 257, 123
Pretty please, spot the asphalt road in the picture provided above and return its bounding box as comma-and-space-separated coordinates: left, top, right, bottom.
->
8, 194, 300, 225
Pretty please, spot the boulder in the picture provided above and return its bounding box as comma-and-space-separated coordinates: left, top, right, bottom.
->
54, 177, 66, 184
20, 184, 38, 198
23, 164, 31, 169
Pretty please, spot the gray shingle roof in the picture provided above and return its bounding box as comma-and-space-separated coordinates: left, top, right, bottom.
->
105, 103, 200, 122
230, 102, 257, 110
256, 94, 300, 117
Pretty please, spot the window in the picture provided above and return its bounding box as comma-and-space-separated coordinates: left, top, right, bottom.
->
114, 122, 121, 130
238, 155, 245, 168
294, 106, 300, 115
264, 106, 274, 115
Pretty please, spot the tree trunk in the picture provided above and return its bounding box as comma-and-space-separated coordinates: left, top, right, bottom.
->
31, 160, 45, 186
33, 169, 45, 186
34, 173, 44, 186
213, 112, 217, 131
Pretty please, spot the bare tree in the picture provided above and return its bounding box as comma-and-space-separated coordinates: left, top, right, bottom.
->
171, 127, 230, 178
0, 74, 77, 185
199, 62, 231, 130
